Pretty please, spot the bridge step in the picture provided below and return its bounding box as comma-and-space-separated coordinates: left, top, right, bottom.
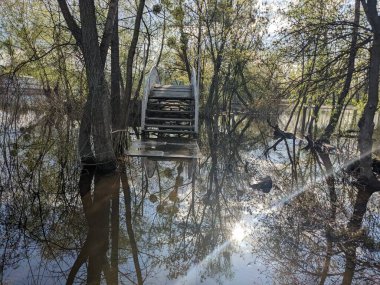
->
146, 117, 194, 122
144, 129, 195, 134
143, 83, 196, 138
153, 84, 191, 90
150, 92, 193, 100
147, 102, 193, 107
145, 124, 194, 130
149, 95, 192, 100
146, 109, 193, 115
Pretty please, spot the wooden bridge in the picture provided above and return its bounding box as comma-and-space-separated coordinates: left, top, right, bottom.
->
127, 66, 200, 159
141, 66, 199, 139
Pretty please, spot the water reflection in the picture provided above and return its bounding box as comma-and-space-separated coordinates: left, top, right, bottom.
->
1, 109, 380, 284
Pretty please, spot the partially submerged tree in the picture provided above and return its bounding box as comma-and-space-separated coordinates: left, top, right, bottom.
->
57, 0, 118, 172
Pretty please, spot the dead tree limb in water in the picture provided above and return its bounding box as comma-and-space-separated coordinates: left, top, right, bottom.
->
264, 119, 299, 156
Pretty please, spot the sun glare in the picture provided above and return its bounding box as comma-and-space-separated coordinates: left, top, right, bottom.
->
232, 223, 246, 242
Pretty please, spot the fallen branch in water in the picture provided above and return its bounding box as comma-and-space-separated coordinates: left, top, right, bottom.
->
264, 119, 302, 156
303, 135, 338, 154
264, 119, 339, 156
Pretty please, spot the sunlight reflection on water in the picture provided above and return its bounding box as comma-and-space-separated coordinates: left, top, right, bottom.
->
232, 222, 247, 242
176, 145, 380, 284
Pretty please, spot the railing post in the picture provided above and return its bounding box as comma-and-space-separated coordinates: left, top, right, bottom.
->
191, 67, 199, 135
141, 66, 160, 136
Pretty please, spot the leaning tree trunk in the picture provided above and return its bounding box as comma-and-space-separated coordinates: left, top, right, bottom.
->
320, 0, 360, 142
123, 0, 146, 128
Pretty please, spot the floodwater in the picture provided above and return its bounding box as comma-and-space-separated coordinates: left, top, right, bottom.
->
1, 107, 380, 285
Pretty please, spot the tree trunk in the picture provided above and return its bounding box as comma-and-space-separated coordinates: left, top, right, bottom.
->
342, 244, 356, 285
358, 35, 380, 178
91, 75, 116, 171
121, 169, 143, 285
307, 97, 325, 138
180, 30, 192, 82
134, 22, 151, 101
156, 9, 166, 66
87, 173, 112, 284
111, 11, 123, 154
78, 99, 94, 163
321, 0, 360, 142
110, 175, 120, 284
123, 0, 146, 128
79, 0, 116, 171
57, 0, 118, 170
342, 189, 372, 285
206, 54, 222, 116
111, 9, 121, 131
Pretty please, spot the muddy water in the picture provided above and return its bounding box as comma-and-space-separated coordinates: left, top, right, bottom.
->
1, 108, 379, 285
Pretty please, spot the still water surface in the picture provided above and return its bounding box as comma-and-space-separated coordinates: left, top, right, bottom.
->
1, 108, 380, 284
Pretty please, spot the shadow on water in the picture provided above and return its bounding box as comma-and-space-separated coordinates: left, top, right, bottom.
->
1, 108, 380, 284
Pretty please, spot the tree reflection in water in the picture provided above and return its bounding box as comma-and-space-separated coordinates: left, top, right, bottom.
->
1, 110, 380, 284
